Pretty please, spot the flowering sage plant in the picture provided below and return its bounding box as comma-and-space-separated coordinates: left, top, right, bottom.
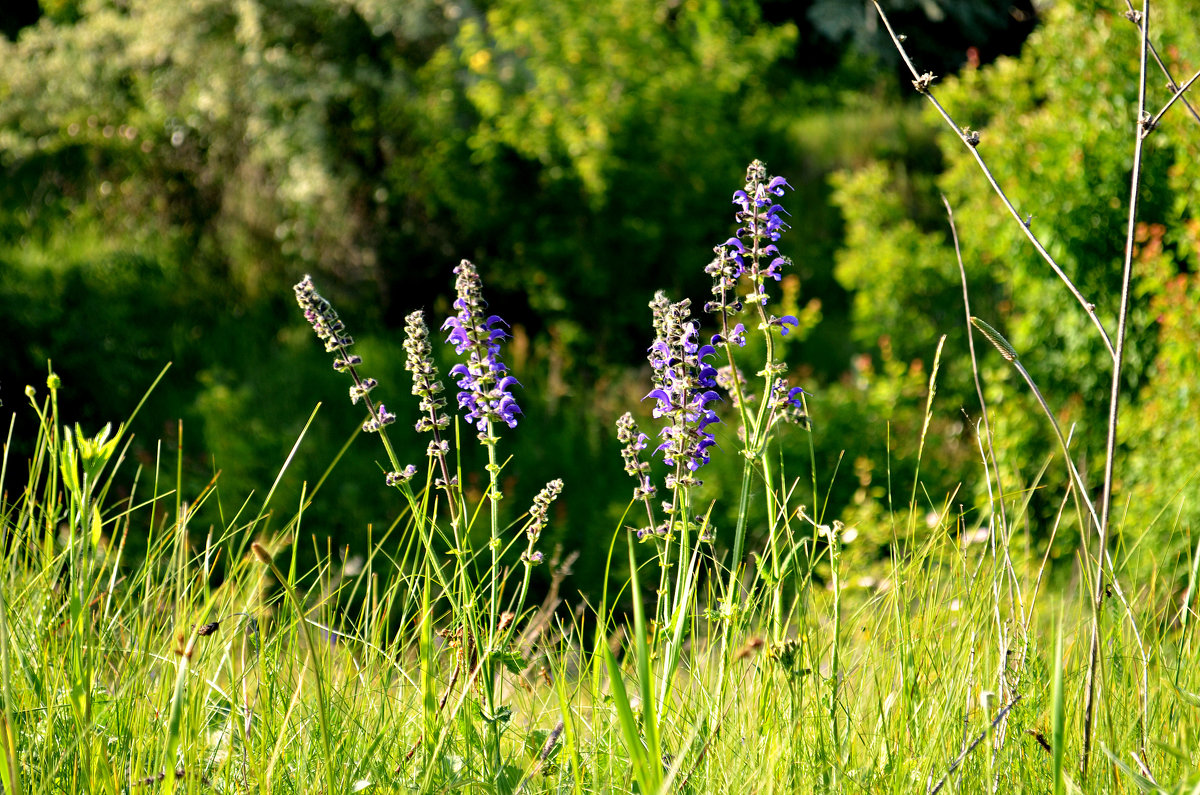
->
293, 275, 415, 486
293, 263, 559, 782
618, 160, 809, 648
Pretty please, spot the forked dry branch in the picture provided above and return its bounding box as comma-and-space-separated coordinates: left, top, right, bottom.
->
871, 0, 1200, 783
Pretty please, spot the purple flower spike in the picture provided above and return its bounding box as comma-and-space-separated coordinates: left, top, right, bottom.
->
735, 161, 793, 245
706, 161, 794, 324
441, 260, 522, 436
643, 292, 723, 481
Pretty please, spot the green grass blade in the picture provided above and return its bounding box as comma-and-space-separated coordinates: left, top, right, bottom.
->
603, 642, 654, 794
1052, 615, 1066, 795
627, 532, 662, 790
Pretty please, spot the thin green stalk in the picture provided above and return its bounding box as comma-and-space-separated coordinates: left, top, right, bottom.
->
712, 461, 754, 743
828, 521, 842, 780
1052, 613, 1066, 795
761, 453, 784, 641
659, 503, 707, 722
485, 428, 502, 642
481, 425, 506, 787
1086, 0, 1151, 777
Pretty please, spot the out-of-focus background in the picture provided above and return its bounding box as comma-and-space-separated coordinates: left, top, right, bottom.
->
2, 0, 1197, 597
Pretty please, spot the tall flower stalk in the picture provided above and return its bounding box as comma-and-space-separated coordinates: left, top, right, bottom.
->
402, 309, 462, 523
702, 163, 808, 735
614, 162, 807, 727
640, 292, 720, 631
294, 276, 415, 490
292, 275, 472, 646
295, 266, 552, 788
440, 259, 524, 777
618, 161, 808, 731
441, 259, 522, 645
705, 160, 805, 639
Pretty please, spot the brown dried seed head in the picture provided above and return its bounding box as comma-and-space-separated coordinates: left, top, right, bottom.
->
735, 636, 764, 661
251, 542, 273, 564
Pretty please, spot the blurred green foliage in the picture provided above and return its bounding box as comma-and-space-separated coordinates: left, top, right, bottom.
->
2, 0, 1196, 596
830, 0, 1200, 573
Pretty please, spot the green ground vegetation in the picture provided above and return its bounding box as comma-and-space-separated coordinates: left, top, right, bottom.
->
2, 2, 1200, 789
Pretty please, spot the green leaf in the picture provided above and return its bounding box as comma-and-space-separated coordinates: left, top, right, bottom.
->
627, 533, 662, 790
1051, 617, 1065, 795
491, 649, 525, 677
479, 704, 513, 726
603, 643, 656, 794
1172, 683, 1200, 709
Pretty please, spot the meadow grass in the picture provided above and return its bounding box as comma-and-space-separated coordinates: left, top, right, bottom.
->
3, 370, 1200, 794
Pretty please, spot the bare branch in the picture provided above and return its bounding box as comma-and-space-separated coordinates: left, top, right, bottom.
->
1083, 0, 1153, 780
1149, 68, 1200, 130
1123, 0, 1200, 126
870, 0, 1116, 361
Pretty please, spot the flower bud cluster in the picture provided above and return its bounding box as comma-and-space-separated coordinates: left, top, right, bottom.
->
518, 479, 563, 566
403, 310, 451, 434
385, 465, 419, 486
617, 412, 656, 501
294, 275, 354, 353
295, 276, 398, 435
349, 378, 378, 405
294, 276, 409, 486
703, 238, 745, 316
525, 479, 564, 545
362, 403, 396, 433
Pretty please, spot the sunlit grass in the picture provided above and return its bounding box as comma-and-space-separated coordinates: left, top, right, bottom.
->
3, 367, 1200, 794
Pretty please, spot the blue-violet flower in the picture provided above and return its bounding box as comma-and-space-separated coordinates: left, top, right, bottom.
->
723, 161, 795, 308
644, 292, 722, 479
441, 260, 522, 435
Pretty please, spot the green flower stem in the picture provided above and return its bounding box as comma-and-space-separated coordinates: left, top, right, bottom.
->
666, 486, 693, 623
482, 421, 505, 783
484, 428, 502, 643
761, 453, 783, 641
828, 523, 842, 772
